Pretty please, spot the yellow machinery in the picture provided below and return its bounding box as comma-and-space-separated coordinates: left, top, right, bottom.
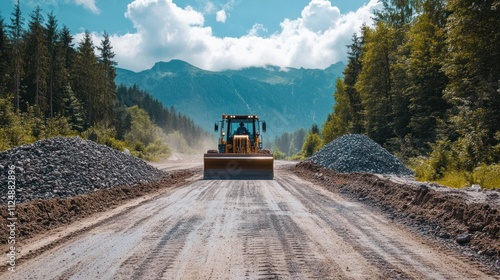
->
204, 114, 274, 179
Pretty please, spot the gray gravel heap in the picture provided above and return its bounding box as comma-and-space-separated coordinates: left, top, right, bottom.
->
0, 136, 166, 204
308, 134, 414, 176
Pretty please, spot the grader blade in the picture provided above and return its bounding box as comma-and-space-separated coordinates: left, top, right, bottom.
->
203, 153, 274, 180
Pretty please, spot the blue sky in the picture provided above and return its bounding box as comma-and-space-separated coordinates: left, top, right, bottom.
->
0, 0, 381, 71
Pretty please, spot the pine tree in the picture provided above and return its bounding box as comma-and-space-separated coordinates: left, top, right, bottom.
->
301, 124, 322, 158
55, 24, 77, 118
7, 0, 24, 111
45, 11, 58, 117
375, 0, 422, 28
343, 32, 365, 133
97, 31, 117, 123
443, 0, 500, 168
356, 22, 396, 145
59, 25, 74, 70
62, 84, 85, 131
0, 15, 10, 96
72, 31, 101, 127
292, 128, 307, 155
322, 78, 353, 144
23, 6, 49, 115
403, 0, 449, 155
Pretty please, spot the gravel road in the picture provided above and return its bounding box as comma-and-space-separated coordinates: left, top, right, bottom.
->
2, 162, 496, 279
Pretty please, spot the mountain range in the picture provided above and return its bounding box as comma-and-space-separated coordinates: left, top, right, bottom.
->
115, 59, 344, 141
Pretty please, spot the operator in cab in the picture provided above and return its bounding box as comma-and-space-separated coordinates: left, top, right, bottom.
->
236, 122, 248, 135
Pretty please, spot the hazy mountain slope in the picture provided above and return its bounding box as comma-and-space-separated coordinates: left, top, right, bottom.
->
115, 59, 344, 141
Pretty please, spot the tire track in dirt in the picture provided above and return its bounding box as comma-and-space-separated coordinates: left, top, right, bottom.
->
276, 173, 495, 279
3, 164, 497, 279
229, 178, 347, 279
278, 175, 412, 278
130, 217, 201, 279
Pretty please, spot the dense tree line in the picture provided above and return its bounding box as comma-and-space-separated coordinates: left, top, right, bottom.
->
116, 84, 209, 147
322, 0, 499, 187
0, 3, 206, 159
0, 2, 117, 130
272, 128, 307, 159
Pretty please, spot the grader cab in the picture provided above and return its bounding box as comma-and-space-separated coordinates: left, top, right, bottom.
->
203, 114, 274, 179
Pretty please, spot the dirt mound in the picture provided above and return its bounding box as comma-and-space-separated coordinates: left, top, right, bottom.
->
0, 169, 195, 244
0, 137, 166, 204
308, 134, 413, 176
294, 161, 500, 271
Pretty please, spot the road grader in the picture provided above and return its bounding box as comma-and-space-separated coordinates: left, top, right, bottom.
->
203, 114, 274, 179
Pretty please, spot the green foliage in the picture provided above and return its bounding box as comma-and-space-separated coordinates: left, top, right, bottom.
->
410, 143, 499, 189
411, 140, 458, 181
124, 106, 171, 161
321, 0, 498, 188
81, 121, 125, 151
40, 115, 76, 138
143, 139, 171, 162
0, 96, 36, 150
0, 5, 203, 162
124, 106, 156, 146
272, 128, 306, 158
375, 0, 422, 28
0, 17, 10, 96
437, 170, 469, 189
473, 164, 500, 190
0, 96, 76, 151
62, 84, 85, 131
271, 146, 287, 160
343, 32, 364, 134
300, 126, 322, 158
71, 31, 102, 127
23, 6, 49, 114
301, 133, 322, 158
442, 0, 500, 167
401, 1, 448, 156
290, 154, 305, 161
117, 84, 208, 149
323, 78, 353, 144
356, 22, 396, 145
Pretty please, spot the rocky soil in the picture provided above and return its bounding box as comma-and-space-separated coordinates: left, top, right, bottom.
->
0, 169, 195, 243
1, 134, 498, 274
308, 134, 414, 176
0, 137, 166, 204
299, 134, 499, 271
293, 161, 500, 272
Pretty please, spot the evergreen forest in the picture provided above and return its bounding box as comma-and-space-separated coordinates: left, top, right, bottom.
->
0, 2, 208, 161
315, 0, 499, 188
1, 1, 499, 188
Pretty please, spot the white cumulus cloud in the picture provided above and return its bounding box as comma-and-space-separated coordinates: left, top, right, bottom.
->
301, 0, 341, 33
105, 0, 381, 72
66, 0, 101, 14
216, 9, 227, 23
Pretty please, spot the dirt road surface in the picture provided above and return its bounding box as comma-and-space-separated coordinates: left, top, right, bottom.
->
3, 162, 497, 279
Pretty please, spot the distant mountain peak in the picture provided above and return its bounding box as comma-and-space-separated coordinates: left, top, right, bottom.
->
151, 60, 203, 74
115, 59, 345, 140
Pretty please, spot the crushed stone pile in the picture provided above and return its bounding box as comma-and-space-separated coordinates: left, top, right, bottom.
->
0, 137, 166, 204
308, 134, 414, 176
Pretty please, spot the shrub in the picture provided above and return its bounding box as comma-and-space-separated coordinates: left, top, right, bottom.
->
301, 133, 323, 158
82, 122, 125, 151
272, 147, 286, 160
144, 140, 171, 162
41, 115, 76, 139
103, 137, 127, 151
436, 170, 470, 189
473, 164, 500, 189
0, 97, 36, 151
